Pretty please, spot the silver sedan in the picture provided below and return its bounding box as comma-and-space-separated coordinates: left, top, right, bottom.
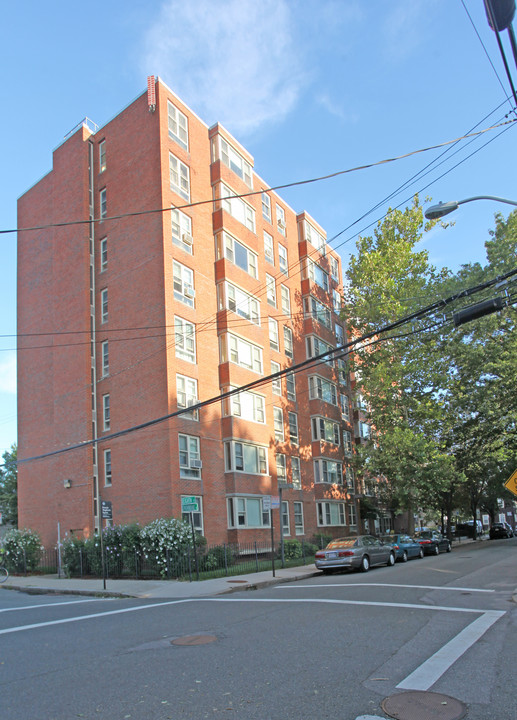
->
315, 535, 396, 573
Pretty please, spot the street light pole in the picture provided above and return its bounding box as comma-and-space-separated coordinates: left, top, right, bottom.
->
425, 195, 517, 220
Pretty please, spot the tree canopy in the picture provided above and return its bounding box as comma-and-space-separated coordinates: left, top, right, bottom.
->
0, 444, 18, 528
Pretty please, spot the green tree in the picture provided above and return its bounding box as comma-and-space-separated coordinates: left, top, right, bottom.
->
0, 444, 17, 527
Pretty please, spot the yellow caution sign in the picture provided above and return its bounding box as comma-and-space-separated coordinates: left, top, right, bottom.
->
504, 469, 517, 497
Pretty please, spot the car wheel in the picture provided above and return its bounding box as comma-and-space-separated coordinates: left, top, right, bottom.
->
446, 542, 452, 552
401, 550, 408, 563
387, 552, 395, 567
322, 569, 334, 575
433, 545, 439, 555
360, 555, 370, 573
418, 548, 424, 559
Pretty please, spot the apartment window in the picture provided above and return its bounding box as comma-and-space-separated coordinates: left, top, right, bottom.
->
179, 434, 201, 478
348, 504, 357, 528
330, 257, 339, 282
281, 500, 290, 536
101, 340, 109, 377
309, 376, 338, 405
303, 296, 331, 329
225, 441, 268, 475
335, 324, 344, 346
337, 358, 348, 385
294, 500, 304, 534
100, 237, 107, 272
292, 458, 302, 490
306, 259, 329, 292
288, 412, 299, 445
227, 496, 270, 528
102, 394, 110, 431
221, 232, 258, 278
224, 387, 265, 423
312, 417, 340, 446
306, 335, 333, 365
224, 334, 263, 373
358, 421, 371, 439
220, 137, 252, 187
314, 459, 343, 486
262, 192, 271, 222
169, 152, 190, 201
100, 289, 108, 324
177, 375, 198, 420
104, 449, 112, 486
220, 183, 255, 232
340, 393, 350, 420
305, 221, 326, 253
276, 204, 286, 235
266, 274, 276, 306
280, 285, 291, 317
278, 244, 288, 275
171, 207, 193, 253
343, 430, 353, 457
168, 100, 188, 150
283, 326, 293, 359
182, 495, 203, 532
222, 282, 260, 324
175, 316, 196, 363
346, 467, 355, 492
271, 361, 281, 395
173, 260, 195, 307
286, 372, 296, 401
276, 454, 287, 484
318, 501, 346, 527
264, 231, 274, 265
99, 141, 106, 173
100, 189, 107, 220
273, 407, 284, 441
269, 317, 279, 351
333, 289, 342, 313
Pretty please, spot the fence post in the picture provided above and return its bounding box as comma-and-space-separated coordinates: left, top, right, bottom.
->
224, 544, 228, 576
23, 547, 27, 576
255, 542, 259, 572
187, 547, 192, 582
166, 547, 171, 580
79, 548, 83, 578
135, 550, 139, 579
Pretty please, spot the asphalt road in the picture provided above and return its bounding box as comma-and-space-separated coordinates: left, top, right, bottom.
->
1, 538, 516, 720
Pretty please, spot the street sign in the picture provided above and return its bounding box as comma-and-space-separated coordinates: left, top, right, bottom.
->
101, 500, 112, 520
271, 495, 280, 509
263, 495, 271, 511
504, 469, 517, 497
181, 496, 199, 512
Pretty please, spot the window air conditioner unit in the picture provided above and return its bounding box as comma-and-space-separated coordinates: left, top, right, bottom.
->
184, 287, 195, 299
186, 398, 197, 408
190, 459, 203, 469
182, 233, 193, 246
277, 220, 286, 230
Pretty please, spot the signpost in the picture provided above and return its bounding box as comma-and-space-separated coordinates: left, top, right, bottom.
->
181, 497, 200, 580
504, 469, 517, 497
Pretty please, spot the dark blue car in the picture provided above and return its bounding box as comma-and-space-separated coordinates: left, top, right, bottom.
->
381, 534, 424, 562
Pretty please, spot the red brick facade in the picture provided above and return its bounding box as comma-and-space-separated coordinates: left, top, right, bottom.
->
18, 78, 360, 548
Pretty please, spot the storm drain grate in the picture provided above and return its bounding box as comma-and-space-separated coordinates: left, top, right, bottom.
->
381, 690, 467, 720
171, 634, 217, 646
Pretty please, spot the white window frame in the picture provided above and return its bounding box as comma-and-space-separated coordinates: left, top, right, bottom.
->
276, 453, 287, 484
348, 504, 357, 528
280, 285, 291, 317
343, 430, 353, 457
171, 207, 193, 254
292, 458, 302, 490
266, 274, 276, 307
220, 137, 252, 187
305, 221, 326, 253
221, 281, 260, 325
317, 501, 346, 527
177, 374, 199, 420
335, 324, 344, 346
220, 232, 258, 278
286, 372, 296, 401
227, 496, 270, 528
333, 289, 342, 313
168, 100, 189, 151
269, 317, 279, 351
100, 188, 107, 220
223, 387, 265, 424
303, 295, 331, 329
101, 340, 109, 377
99, 141, 106, 173
273, 406, 284, 441
175, 316, 196, 363
311, 416, 341, 446
309, 375, 338, 406
102, 394, 110, 431
271, 361, 281, 395
100, 237, 107, 272
306, 335, 333, 365
264, 231, 274, 265
281, 499, 290, 536
223, 334, 263, 373
220, 183, 255, 232
276, 204, 286, 235
100, 288, 108, 324
179, 433, 201, 479
225, 441, 268, 476
262, 192, 271, 222
283, 326, 293, 359
182, 495, 203, 533
330, 255, 339, 281
169, 152, 190, 201
340, 393, 350, 420
294, 500, 304, 534
305, 258, 329, 292
173, 260, 195, 307
278, 244, 288, 275
104, 448, 112, 486
346, 467, 355, 492
314, 459, 343, 485
288, 411, 299, 445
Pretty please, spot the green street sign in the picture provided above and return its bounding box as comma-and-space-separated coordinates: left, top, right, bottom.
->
181, 497, 199, 512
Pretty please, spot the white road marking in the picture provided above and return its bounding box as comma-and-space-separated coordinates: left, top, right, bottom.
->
0, 597, 501, 636
279, 582, 495, 593
0, 599, 103, 613
397, 610, 504, 690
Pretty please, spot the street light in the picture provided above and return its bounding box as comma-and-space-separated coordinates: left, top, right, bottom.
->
425, 195, 517, 220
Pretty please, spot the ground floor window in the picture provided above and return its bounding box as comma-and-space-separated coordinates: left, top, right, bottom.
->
317, 501, 345, 527
294, 501, 304, 535
181, 495, 203, 533
227, 496, 271, 529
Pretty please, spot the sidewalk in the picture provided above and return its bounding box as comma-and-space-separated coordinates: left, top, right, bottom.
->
0, 563, 320, 600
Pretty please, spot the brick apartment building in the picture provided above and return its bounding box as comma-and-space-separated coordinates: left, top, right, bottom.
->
17, 76, 363, 549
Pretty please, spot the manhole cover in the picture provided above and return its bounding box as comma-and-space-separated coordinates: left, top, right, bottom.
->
382, 691, 467, 720
171, 634, 217, 646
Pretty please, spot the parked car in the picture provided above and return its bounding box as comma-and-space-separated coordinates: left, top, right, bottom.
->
381, 534, 424, 562
414, 530, 451, 555
455, 520, 483, 538
489, 522, 514, 539
315, 535, 396, 573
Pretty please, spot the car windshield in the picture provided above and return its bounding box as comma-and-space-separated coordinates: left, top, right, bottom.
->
415, 531, 432, 539
326, 538, 357, 549
381, 536, 397, 543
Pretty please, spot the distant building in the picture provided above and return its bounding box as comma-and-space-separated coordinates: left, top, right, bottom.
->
17, 77, 360, 548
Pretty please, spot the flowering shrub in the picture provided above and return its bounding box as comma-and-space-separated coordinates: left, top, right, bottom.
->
1, 527, 43, 572
140, 517, 195, 577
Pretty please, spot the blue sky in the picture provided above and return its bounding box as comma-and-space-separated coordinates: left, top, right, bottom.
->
1, 0, 516, 457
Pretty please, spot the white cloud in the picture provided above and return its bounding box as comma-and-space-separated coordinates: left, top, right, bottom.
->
0, 353, 16, 394
142, 0, 307, 136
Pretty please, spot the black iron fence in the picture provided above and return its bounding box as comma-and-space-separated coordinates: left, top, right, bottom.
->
9, 537, 329, 582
